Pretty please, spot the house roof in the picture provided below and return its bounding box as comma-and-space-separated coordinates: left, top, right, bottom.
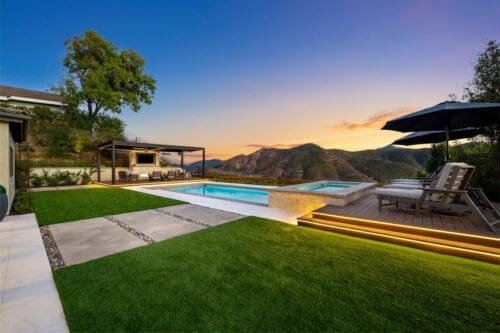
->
0, 85, 65, 106
98, 140, 204, 153
0, 107, 30, 142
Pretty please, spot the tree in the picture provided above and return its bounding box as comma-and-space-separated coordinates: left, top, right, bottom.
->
464, 40, 500, 103
55, 30, 156, 122
463, 40, 500, 149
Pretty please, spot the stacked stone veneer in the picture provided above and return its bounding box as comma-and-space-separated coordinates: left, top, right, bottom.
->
268, 184, 376, 215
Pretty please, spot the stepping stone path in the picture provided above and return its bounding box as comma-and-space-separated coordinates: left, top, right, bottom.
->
49, 217, 147, 266
45, 204, 242, 269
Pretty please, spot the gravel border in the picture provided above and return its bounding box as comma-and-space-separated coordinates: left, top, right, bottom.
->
154, 208, 211, 227
155, 205, 243, 228
40, 226, 66, 271
104, 215, 155, 244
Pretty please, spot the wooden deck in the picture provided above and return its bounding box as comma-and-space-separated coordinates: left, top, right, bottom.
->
314, 195, 499, 237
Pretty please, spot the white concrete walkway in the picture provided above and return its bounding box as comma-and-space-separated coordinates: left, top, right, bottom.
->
0, 214, 68, 333
130, 182, 301, 224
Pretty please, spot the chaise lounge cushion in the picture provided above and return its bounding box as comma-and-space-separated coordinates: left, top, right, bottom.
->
373, 188, 423, 199
383, 183, 421, 190
391, 179, 421, 183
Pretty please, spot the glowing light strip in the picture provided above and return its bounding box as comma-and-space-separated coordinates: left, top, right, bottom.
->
313, 212, 500, 242
298, 219, 500, 263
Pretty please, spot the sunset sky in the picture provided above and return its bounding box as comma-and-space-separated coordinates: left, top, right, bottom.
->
1, 0, 499, 160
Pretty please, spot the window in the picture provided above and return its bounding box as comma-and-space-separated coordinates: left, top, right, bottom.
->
9, 147, 14, 177
136, 153, 155, 164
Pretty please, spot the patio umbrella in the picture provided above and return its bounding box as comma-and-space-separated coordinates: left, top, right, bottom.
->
392, 127, 483, 146
382, 101, 500, 160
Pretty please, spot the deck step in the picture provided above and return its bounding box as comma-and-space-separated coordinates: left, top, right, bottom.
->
298, 214, 500, 264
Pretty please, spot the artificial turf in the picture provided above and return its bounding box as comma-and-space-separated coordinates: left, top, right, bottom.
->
54, 217, 500, 332
31, 188, 183, 226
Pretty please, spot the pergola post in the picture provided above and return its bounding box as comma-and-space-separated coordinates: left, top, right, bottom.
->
180, 151, 184, 169
97, 149, 101, 182
111, 141, 116, 185
202, 148, 205, 178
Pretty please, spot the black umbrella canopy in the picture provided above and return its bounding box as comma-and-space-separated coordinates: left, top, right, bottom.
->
382, 101, 500, 132
392, 127, 483, 146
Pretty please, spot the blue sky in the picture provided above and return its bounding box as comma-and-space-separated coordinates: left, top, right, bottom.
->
1, 0, 499, 158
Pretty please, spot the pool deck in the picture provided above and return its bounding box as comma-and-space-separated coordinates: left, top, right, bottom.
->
129, 181, 300, 224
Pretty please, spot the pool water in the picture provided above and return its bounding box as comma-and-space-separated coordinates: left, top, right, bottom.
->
296, 182, 355, 192
174, 184, 269, 205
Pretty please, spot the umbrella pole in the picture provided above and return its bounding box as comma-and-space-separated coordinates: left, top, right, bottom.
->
432, 143, 437, 172
445, 126, 450, 162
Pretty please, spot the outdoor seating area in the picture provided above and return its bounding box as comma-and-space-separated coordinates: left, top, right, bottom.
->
375, 162, 500, 232
117, 169, 191, 183
309, 194, 498, 236
96, 140, 206, 185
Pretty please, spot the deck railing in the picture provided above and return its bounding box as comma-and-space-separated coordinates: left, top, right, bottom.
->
451, 151, 500, 201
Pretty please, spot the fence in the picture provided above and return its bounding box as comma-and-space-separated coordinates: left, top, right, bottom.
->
451, 151, 500, 201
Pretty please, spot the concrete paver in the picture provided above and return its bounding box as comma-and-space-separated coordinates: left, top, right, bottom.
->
0, 214, 69, 333
49, 217, 146, 265
48, 204, 243, 267
158, 204, 242, 226
111, 210, 205, 241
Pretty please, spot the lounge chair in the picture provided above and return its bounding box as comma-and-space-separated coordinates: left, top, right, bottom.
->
118, 171, 128, 182
389, 166, 443, 185
175, 170, 187, 180
149, 171, 162, 181
384, 166, 443, 189
166, 171, 177, 180
374, 162, 499, 232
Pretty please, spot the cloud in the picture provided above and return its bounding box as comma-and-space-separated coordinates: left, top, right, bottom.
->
184, 152, 232, 160
326, 106, 415, 131
244, 143, 299, 149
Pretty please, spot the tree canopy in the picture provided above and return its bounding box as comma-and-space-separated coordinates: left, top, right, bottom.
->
464, 40, 500, 103
55, 30, 156, 121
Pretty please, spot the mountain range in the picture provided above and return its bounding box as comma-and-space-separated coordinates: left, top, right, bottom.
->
189, 143, 430, 183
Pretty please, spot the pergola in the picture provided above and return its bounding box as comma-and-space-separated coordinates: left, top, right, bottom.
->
97, 140, 205, 184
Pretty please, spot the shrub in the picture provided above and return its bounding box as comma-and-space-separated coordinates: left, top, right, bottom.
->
80, 167, 96, 185
12, 160, 32, 214
31, 160, 95, 168
46, 126, 73, 157
30, 168, 95, 187
45, 170, 79, 186
31, 173, 44, 187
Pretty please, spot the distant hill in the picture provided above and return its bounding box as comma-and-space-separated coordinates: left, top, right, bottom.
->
186, 159, 222, 173
208, 143, 430, 183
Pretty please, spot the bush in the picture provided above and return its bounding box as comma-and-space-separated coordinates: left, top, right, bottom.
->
81, 167, 96, 185
31, 173, 44, 187
12, 160, 32, 214
31, 160, 95, 168
46, 126, 73, 157
30, 168, 95, 187
207, 172, 306, 186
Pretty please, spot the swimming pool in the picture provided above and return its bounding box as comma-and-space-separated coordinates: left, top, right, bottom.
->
295, 181, 356, 193
174, 184, 269, 205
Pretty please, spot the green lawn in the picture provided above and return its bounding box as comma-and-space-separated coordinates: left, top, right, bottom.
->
54, 217, 500, 332
32, 188, 183, 226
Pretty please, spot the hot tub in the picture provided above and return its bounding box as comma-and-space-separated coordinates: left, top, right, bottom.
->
267, 180, 376, 213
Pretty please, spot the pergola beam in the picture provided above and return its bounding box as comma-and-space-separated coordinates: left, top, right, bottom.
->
202, 149, 205, 178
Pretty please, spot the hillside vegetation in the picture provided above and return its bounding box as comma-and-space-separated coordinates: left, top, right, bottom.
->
215, 143, 429, 183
